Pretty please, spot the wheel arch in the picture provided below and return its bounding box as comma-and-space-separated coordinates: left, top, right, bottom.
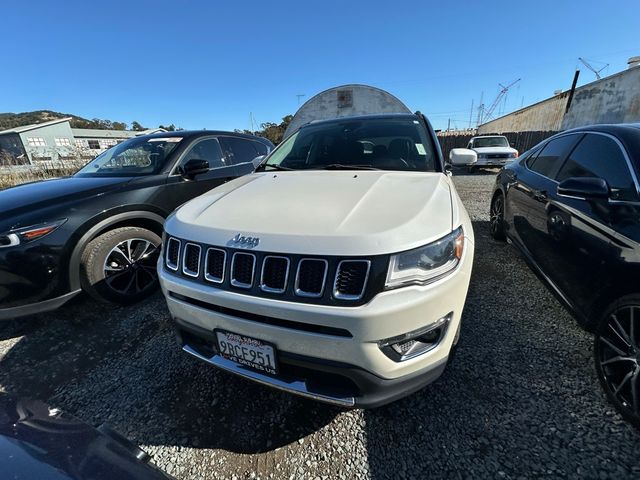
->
586, 276, 640, 331
68, 210, 165, 292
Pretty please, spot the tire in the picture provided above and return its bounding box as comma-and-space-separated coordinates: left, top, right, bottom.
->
467, 166, 476, 174
80, 227, 161, 304
594, 295, 640, 429
490, 192, 507, 241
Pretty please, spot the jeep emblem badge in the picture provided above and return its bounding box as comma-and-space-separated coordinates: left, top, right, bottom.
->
229, 233, 260, 249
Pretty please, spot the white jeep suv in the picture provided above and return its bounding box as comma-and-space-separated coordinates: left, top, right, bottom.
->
158, 113, 475, 408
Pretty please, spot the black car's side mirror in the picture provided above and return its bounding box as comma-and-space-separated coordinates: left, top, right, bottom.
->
557, 177, 609, 199
181, 159, 209, 179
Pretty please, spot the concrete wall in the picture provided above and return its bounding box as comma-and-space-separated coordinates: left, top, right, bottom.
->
561, 66, 640, 129
478, 92, 568, 134
478, 66, 640, 134
285, 84, 411, 137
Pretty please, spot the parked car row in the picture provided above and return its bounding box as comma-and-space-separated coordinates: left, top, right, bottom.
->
1, 113, 639, 428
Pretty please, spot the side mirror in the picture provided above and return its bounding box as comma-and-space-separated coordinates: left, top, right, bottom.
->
181, 159, 209, 179
557, 177, 609, 199
449, 148, 478, 166
251, 155, 266, 169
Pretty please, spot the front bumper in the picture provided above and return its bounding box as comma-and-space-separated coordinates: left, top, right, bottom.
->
0, 237, 71, 319
158, 240, 473, 407
474, 158, 514, 167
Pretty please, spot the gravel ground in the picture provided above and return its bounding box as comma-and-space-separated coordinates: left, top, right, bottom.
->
1, 171, 639, 479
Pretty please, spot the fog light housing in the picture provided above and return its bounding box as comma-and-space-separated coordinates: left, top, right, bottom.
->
379, 313, 452, 362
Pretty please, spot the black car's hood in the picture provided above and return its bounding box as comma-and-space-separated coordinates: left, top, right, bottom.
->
0, 176, 132, 221
0, 394, 172, 480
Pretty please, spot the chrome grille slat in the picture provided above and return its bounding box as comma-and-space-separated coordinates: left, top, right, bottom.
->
231, 252, 256, 288
260, 256, 290, 293
182, 243, 201, 277
294, 259, 328, 298
204, 248, 226, 283
166, 238, 181, 271
333, 260, 371, 300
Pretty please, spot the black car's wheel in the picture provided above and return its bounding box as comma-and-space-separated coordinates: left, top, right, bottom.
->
490, 193, 507, 241
468, 166, 476, 174
594, 295, 640, 428
80, 227, 161, 304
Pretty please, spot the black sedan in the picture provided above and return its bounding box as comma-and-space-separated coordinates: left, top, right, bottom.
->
490, 123, 640, 427
0, 131, 273, 320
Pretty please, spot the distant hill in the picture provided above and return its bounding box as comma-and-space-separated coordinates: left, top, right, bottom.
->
0, 110, 131, 131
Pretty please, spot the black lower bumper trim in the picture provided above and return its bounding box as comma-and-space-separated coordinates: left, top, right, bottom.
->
169, 291, 352, 337
0, 289, 81, 321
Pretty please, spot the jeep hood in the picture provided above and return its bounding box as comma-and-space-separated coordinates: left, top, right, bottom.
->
166, 171, 454, 256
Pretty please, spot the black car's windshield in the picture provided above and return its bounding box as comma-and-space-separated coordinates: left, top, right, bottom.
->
261, 117, 437, 172
473, 136, 509, 148
75, 136, 183, 177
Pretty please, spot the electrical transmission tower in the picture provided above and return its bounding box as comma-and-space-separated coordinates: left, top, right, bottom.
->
578, 57, 609, 80
480, 79, 521, 124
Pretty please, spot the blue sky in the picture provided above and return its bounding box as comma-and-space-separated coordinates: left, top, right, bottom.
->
3, 0, 639, 131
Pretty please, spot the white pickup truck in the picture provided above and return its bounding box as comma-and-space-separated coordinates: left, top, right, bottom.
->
466, 135, 518, 172
158, 113, 475, 408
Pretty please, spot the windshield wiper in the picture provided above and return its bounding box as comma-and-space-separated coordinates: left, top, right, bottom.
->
257, 164, 293, 171
317, 164, 380, 171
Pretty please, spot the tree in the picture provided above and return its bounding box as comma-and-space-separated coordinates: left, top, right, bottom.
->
131, 121, 145, 131
253, 115, 293, 145
158, 124, 177, 131
112, 121, 127, 130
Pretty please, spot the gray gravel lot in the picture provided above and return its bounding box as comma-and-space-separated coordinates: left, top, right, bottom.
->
1, 171, 639, 479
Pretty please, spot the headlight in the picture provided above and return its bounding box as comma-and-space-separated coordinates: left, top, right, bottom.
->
385, 227, 464, 289
477, 153, 487, 159
0, 219, 67, 248
509, 152, 518, 158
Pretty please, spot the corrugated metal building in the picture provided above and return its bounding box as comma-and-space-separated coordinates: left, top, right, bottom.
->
285, 84, 412, 137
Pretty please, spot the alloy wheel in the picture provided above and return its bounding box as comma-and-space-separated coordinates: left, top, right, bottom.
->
103, 238, 159, 296
490, 195, 504, 236
596, 305, 640, 417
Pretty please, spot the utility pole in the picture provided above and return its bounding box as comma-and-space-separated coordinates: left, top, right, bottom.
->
565, 70, 581, 113
468, 99, 474, 129
296, 94, 306, 105
447, 118, 451, 131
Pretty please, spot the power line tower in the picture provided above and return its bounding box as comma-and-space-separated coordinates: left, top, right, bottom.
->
482, 79, 521, 123
578, 57, 609, 80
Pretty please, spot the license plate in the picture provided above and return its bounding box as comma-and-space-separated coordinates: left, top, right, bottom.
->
215, 330, 278, 375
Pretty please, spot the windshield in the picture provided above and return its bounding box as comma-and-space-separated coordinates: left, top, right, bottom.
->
74, 136, 183, 177
262, 117, 437, 172
473, 137, 509, 148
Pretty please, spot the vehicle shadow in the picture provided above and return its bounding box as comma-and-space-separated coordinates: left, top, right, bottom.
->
0, 291, 339, 454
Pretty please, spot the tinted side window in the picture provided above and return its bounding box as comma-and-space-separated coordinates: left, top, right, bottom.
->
527, 135, 580, 178
219, 137, 259, 165
252, 141, 269, 156
180, 138, 224, 169
556, 134, 638, 201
